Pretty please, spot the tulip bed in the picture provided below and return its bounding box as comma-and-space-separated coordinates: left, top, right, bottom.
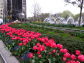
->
9, 23, 84, 53
0, 23, 84, 63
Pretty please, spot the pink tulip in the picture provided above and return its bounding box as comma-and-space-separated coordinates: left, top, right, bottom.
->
71, 54, 76, 60
78, 55, 84, 62
75, 50, 81, 55
37, 51, 41, 54
60, 48, 68, 53
18, 43, 23, 46
57, 44, 63, 49
38, 55, 42, 58
52, 50, 56, 53
33, 46, 37, 50
64, 53, 71, 58
27, 53, 34, 58
63, 57, 67, 61
66, 60, 79, 63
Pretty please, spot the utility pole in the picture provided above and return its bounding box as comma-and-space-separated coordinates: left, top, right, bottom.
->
11, 0, 12, 21
79, 0, 83, 26
3, 0, 7, 24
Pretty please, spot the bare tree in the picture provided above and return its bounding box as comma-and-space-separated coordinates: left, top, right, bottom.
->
33, 3, 41, 21
65, 0, 84, 26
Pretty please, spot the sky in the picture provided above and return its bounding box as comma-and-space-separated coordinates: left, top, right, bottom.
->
26, 0, 84, 17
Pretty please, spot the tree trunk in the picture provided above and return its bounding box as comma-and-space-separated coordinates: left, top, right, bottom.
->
79, 0, 83, 26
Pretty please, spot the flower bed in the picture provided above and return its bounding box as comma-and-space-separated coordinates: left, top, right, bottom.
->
0, 23, 84, 63
9, 23, 84, 53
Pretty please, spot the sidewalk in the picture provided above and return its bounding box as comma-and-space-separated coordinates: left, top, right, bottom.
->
0, 55, 4, 63
0, 40, 19, 63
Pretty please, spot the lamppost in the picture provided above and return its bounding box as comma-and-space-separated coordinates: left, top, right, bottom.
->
3, 0, 7, 24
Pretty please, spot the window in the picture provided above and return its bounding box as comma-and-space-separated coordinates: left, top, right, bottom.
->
1, 13, 3, 15
1, 10, 2, 11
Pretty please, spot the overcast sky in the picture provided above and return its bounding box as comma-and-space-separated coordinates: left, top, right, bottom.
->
26, 0, 84, 17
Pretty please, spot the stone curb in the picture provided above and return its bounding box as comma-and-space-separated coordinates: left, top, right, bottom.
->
0, 40, 19, 63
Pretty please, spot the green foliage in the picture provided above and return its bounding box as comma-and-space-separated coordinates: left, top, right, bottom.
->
69, 32, 84, 38
60, 37, 84, 54
74, 14, 80, 21
74, 13, 84, 22
60, 10, 74, 19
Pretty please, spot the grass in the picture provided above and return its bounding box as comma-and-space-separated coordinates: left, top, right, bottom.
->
31, 22, 84, 30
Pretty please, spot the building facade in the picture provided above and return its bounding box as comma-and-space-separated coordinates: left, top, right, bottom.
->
0, 0, 7, 23
7, 0, 26, 20
0, 0, 4, 19
22, 0, 26, 17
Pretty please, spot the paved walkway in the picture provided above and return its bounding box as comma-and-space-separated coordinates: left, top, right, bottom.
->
0, 55, 4, 63
0, 40, 19, 63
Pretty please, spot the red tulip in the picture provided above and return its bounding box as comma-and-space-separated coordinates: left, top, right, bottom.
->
36, 43, 41, 46
27, 53, 34, 58
64, 53, 71, 58
52, 50, 56, 53
71, 54, 76, 60
75, 50, 81, 55
37, 51, 41, 54
18, 43, 23, 46
60, 49, 68, 53
66, 60, 79, 63
57, 44, 63, 49
33, 46, 38, 50
78, 55, 84, 62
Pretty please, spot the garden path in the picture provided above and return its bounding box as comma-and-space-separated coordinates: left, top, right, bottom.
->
0, 40, 19, 63
30, 23, 84, 33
